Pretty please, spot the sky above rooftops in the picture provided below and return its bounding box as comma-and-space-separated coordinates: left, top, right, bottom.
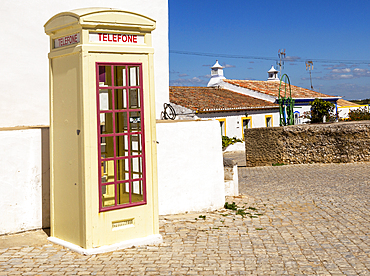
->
169, 0, 370, 100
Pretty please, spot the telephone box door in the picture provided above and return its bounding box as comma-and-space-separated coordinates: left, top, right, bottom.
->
97, 63, 147, 212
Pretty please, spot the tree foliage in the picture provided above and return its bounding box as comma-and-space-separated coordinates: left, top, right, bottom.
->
351, 98, 370, 105
309, 98, 336, 123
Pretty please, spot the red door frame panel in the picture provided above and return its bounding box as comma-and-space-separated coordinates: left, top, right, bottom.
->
96, 62, 147, 212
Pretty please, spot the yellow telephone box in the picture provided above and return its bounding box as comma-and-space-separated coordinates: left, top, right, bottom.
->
44, 8, 161, 254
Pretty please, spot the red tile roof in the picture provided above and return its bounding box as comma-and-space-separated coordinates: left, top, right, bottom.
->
170, 86, 278, 112
337, 99, 360, 107
224, 79, 337, 99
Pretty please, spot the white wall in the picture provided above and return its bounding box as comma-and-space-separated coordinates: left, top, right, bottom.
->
197, 110, 280, 139
338, 105, 369, 119
0, 0, 168, 128
0, 129, 46, 235
0, 0, 168, 235
156, 120, 225, 215
248, 111, 280, 129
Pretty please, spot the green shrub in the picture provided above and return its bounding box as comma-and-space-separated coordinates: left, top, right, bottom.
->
224, 202, 238, 210
310, 98, 336, 123
222, 136, 242, 149
272, 162, 285, 166
301, 98, 336, 123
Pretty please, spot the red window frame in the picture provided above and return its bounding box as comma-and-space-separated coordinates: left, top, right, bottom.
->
96, 62, 146, 212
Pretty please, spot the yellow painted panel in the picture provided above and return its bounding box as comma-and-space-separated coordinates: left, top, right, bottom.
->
241, 116, 252, 140
82, 53, 158, 248
216, 118, 226, 136
45, 9, 155, 35
51, 53, 83, 246
265, 115, 273, 127
44, 15, 79, 34
80, 11, 155, 29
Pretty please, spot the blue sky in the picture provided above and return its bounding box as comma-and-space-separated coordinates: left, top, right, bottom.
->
169, 0, 370, 100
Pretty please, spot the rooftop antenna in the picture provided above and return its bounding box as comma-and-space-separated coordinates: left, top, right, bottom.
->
277, 49, 286, 77
306, 60, 314, 90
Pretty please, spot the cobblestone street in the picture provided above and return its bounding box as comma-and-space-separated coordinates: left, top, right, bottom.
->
1, 162, 370, 275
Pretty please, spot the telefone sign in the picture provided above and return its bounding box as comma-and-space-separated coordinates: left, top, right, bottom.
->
53, 32, 144, 48
89, 33, 144, 45
54, 33, 80, 48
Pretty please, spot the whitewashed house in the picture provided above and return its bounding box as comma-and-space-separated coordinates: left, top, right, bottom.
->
213, 63, 342, 122
210, 61, 363, 121
170, 61, 362, 139
170, 62, 281, 139
170, 86, 280, 139
337, 100, 366, 119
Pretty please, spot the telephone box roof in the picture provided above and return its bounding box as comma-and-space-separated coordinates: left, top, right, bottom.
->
44, 7, 156, 34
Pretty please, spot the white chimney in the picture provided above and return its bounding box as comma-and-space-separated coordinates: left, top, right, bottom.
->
267, 65, 279, 81
207, 60, 225, 87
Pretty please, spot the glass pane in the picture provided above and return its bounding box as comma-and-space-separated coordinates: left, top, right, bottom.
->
118, 182, 130, 205
129, 88, 140, 109
101, 136, 114, 158
116, 135, 129, 157
101, 160, 115, 183
266, 117, 272, 127
131, 181, 144, 203
128, 66, 139, 86
114, 66, 126, 86
129, 111, 141, 132
102, 184, 115, 207
115, 112, 128, 133
130, 134, 142, 156
115, 89, 127, 110
98, 63, 145, 210
117, 159, 129, 181
219, 121, 225, 135
243, 119, 250, 130
99, 66, 112, 87
131, 157, 142, 180
99, 89, 112, 111
100, 113, 113, 134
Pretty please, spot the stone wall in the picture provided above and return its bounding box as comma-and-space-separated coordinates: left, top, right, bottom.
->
245, 121, 370, 166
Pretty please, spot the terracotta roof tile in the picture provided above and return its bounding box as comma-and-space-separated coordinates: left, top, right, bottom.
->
224, 79, 336, 99
169, 86, 278, 112
337, 99, 360, 107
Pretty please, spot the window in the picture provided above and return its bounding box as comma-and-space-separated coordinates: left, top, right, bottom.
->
265, 115, 273, 127
241, 116, 252, 140
217, 118, 226, 136
97, 63, 146, 212
294, 112, 300, 125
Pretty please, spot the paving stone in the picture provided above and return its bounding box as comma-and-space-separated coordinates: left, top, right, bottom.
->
1, 162, 370, 274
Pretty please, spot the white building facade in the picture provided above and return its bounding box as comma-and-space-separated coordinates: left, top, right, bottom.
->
170, 62, 360, 140
207, 63, 342, 127
170, 84, 280, 140
337, 104, 369, 119
196, 110, 280, 139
